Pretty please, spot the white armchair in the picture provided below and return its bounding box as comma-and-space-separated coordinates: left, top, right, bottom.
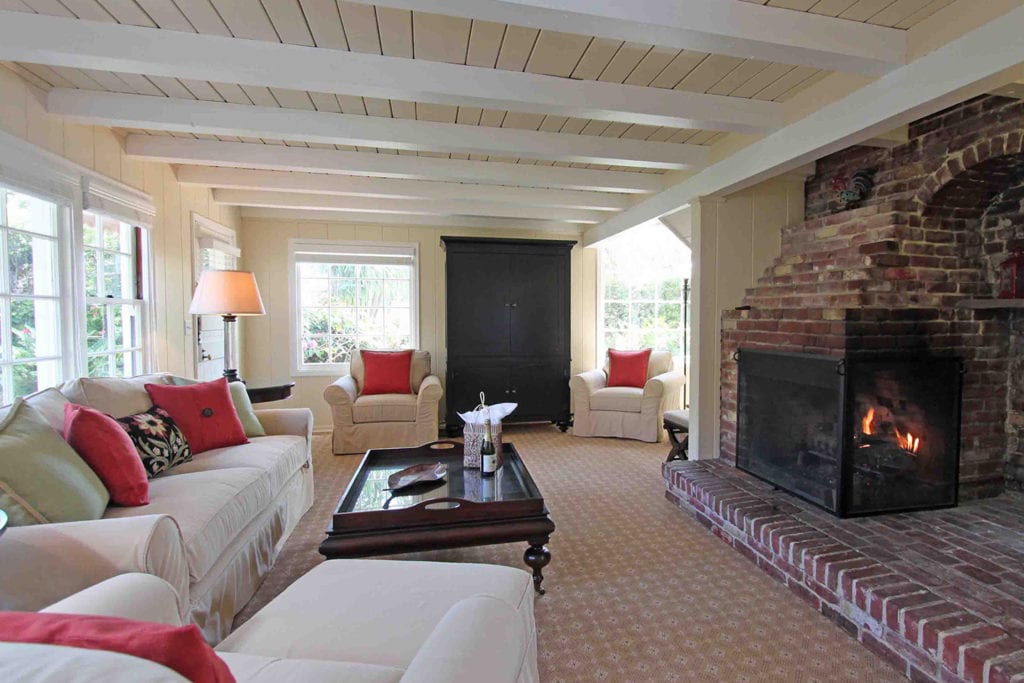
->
570, 350, 685, 442
324, 350, 443, 454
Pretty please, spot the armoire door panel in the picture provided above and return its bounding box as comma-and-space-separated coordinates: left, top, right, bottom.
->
446, 251, 509, 356
446, 364, 508, 417
509, 254, 566, 356
509, 361, 570, 420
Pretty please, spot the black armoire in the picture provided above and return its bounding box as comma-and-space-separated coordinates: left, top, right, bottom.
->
442, 237, 575, 434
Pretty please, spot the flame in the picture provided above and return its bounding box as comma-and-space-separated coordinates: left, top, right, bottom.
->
861, 407, 875, 435
895, 428, 921, 454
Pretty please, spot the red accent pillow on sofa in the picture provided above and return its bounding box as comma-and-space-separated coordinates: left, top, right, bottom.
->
607, 349, 652, 388
0, 612, 235, 683
361, 350, 414, 395
64, 403, 149, 506
145, 378, 247, 455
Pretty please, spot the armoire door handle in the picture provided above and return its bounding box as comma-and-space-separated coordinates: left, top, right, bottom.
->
511, 302, 518, 308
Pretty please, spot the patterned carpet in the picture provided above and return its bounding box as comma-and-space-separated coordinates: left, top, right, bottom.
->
235, 425, 902, 682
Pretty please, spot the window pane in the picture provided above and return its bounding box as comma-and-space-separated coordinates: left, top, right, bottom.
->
302, 308, 329, 335
632, 303, 655, 328
658, 304, 681, 328
358, 307, 384, 333
632, 281, 656, 300
102, 218, 122, 250
384, 280, 410, 307
88, 354, 110, 377
5, 191, 56, 236
330, 308, 357, 335
300, 262, 330, 278
8, 233, 57, 296
358, 279, 383, 307
301, 278, 329, 307
12, 359, 61, 397
83, 212, 100, 246
358, 264, 384, 279
302, 335, 329, 363
11, 298, 60, 358
103, 252, 123, 298
604, 303, 628, 330
330, 336, 356, 363
659, 279, 682, 301
330, 279, 356, 307
87, 304, 108, 352
330, 263, 355, 278
604, 279, 628, 300
85, 249, 100, 297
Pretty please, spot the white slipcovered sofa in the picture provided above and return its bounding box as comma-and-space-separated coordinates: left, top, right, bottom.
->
0, 373, 315, 644
570, 350, 685, 442
2, 560, 539, 682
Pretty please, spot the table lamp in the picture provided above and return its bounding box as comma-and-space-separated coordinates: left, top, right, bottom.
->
189, 270, 266, 382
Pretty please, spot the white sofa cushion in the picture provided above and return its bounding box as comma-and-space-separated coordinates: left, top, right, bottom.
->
61, 373, 172, 418
352, 394, 418, 423
217, 560, 533, 671
170, 435, 307, 500
0, 642, 190, 683
220, 652, 404, 683
104, 468, 273, 582
590, 386, 644, 412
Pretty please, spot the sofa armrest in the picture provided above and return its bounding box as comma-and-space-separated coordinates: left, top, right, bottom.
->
643, 370, 685, 409
400, 596, 527, 683
254, 407, 314, 443
417, 374, 443, 404
323, 375, 358, 406
0, 515, 189, 621
569, 369, 607, 410
42, 573, 184, 626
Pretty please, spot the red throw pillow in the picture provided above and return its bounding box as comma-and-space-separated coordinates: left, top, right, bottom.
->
145, 378, 248, 455
64, 404, 149, 506
361, 350, 414, 395
607, 349, 652, 388
0, 612, 234, 683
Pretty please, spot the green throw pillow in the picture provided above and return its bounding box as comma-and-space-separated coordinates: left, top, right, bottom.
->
171, 377, 266, 438
0, 400, 109, 526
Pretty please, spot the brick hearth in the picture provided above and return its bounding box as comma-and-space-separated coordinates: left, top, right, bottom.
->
665, 459, 1024, 683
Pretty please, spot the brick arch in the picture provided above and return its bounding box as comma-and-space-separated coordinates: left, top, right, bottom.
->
915, 133, 1024, 215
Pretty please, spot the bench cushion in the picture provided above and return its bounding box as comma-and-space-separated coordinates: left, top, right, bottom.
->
590, 386, 643, 413
170, 435, 307, 500
352, 394, 418, 423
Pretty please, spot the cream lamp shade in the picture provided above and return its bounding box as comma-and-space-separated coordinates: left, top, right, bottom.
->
189, 270, 266, 316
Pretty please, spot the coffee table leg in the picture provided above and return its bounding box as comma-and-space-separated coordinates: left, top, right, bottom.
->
524, 540, 551, 595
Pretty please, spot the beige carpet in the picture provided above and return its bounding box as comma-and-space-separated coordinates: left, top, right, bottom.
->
235, 424, 902, 682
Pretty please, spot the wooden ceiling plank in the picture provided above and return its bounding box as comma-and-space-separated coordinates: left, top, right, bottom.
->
623, 46, 680, 86
180, 78, 226, 101
706, 59, 771, 96
135, 0, 194, 31
767, 0, 817, 10
647, 50, 707, 89
262, 0, 315, 46
211, 81, 254, 104
390, 99, 416, 118
416, 102, 458, 122
125, 135, 665, 193
807, 0, 859, 17
309, 91, 342, 112
80, 68, 137, 93
20, 0, 74, 17
727, 62, 794, 97
675, 54, 746, 93
839, 0, 895, 22
867, 0, 932, 27
524, 30, 591, 77
346, 0, 906, 75
208, 0, 279, 41
61, 0, 115, 22
894, 0, 953, 29
297, 0, 348, 48
270, 87, 315, 109
377, 7, 413, 58
95, 0, 156, 26
597, 42, 651, 84
412, 11, 470, 63
465, 19, 504, 67
569, 37, 621, 80
752, 64, 818, 100
494, 24, 538, 71
239, 84, 278, 106
173, 0, 231, 36
3, 61, 52, 88
501, 111, 545, 130
142, 74, 194, 97
240, 206, 584, 232
337, 94, 368, 114
337, 1, 381, 53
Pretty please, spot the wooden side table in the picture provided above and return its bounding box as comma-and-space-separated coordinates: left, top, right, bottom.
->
245, 381, 296, 404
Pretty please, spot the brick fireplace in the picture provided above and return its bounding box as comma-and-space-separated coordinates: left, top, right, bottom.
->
665, 95, 1024, 682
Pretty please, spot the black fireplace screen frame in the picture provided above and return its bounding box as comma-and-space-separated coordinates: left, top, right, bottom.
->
735, 349, 962, 518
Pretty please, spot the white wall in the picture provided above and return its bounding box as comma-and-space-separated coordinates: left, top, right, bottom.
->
0, 66, 241, 378
689, 173, 807, 459
240, 217, 597, 429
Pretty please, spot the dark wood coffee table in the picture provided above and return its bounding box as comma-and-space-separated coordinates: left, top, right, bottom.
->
320, 441, 555, 594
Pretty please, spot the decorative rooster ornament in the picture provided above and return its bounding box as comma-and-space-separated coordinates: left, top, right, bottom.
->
831, 168, 876, 211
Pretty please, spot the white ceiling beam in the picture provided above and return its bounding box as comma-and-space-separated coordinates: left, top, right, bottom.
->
48, 90, 706, 170
583, 6, 1024, 246
176, 166, 630, 211
352, 0, 905, 77
214, 189, 606, 224
0, 11, 781, 134
126, 136, 663, 194
240, 207, 581, 234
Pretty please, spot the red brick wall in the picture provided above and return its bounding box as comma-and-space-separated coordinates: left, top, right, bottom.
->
721, 95, 1024, 499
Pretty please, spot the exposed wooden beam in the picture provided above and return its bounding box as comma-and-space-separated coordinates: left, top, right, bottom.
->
126, 136, 663, 194
240, 207, 582, 234
48, 90, 706, 170
352, 0, 905, 77
214, 189, 606, 223
583, 6, 1024, 246
176, 166, 630, 211
0, 10, 781, 134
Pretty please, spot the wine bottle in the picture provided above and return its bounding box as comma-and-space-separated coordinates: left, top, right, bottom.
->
481, 416, 497, 478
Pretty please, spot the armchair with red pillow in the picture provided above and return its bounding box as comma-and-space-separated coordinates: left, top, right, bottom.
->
570, 349, 685, 442
323, 349, 443, 454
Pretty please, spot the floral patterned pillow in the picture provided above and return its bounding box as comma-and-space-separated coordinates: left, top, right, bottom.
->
116, 406, 192, 479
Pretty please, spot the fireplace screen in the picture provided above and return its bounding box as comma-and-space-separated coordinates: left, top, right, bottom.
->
736, 350, 961, 517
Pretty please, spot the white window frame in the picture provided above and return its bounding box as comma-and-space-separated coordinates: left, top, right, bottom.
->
288, 238, 419, 377
0, 129, 156, 399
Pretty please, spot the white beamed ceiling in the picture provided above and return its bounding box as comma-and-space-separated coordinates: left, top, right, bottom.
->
0, 0, 1010, 233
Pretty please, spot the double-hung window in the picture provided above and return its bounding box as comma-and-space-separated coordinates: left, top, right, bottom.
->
0, 185, 65, 403
289, 240, 418, 375
83, 211, 146, 378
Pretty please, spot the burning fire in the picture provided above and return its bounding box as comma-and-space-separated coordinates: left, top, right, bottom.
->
860, 406, 921, 454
